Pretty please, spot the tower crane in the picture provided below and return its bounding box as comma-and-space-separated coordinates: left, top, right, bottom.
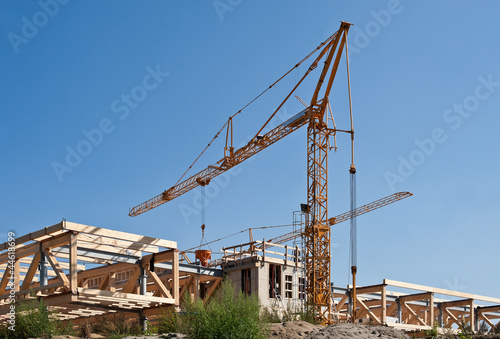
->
129, 22, 354, 323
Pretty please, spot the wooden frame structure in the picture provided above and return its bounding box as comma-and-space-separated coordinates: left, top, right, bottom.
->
0, 221, 222, 325
333, 279, 500, 333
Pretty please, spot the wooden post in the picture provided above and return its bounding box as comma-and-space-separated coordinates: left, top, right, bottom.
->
194, 275, 200, 301
262, 238, 266, 263
173, 249, 180, 305
381, 284, 387, 325
69, 232, 78, 294
469, 300, 475, 332
429, 293, 434, 326
14, 259, 20, 293
284, 245, 288, 267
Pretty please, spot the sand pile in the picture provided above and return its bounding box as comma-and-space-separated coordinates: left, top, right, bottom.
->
305, 323, 410, 339
268, 322, 410, 339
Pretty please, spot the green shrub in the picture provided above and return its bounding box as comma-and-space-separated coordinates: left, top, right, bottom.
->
93, 313, 141, 338
424, 321, 439, 338
0, 298, 55, 339
157, 278, 266, 339
158, 307, 183, 334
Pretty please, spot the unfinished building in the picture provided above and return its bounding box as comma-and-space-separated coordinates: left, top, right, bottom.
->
1, 221, 499, 335
0, 221, 222, 327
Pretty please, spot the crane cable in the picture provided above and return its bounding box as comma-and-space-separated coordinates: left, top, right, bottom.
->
174, 31, 340, 186
183, 223, 293, 253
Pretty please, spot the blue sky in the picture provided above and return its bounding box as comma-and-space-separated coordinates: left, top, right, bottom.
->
1, 1, 499, 298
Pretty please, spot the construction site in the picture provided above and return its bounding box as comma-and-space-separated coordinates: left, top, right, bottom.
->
2, 20, 499, 338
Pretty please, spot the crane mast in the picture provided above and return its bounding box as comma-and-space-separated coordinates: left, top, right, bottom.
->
129, 22, 353, 324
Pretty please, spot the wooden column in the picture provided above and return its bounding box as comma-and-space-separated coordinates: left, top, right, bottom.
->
381, 284, 387, 325
69, 232, 78, 294
429, 293, 434, 326
469, 300, 475, 332
173, 249, 180, 305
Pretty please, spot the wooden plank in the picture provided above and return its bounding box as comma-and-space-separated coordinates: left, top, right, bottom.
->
77, 241, 141, 256
0, 264, 12, 295
21, 251, 40, 291
355, 284, 385, 296
203, 278, 220, 303
142, 249, 175, 265
357, 297, 381, 325
77, 287, 175, 304
180, 275, 194, 301
109, 272, 116, 292
172, 249, 179, 305
381, 284, 387, 325
384, 279, 500, 304
477, 305, 500, 313
70, 233, 78, 293
98, 274, 110, 290
77, 262, 136, 280
146, 268, 172, 299
403, 302, 427, 326
429, 293, 434, 326
0, 223, 63, 251
336, 294, 349, 312
399, 292, 433, 303
0, 281, 64, 300
63, 222, 177, 249
78, 233, 159, 253
14, 259, 20, 292
386, 302, 399, 318
0, 257, 84, 270
0, 242, 38, 265
121, 268, 140, 293
44, 249, 70, 286
440, 298, 474, 308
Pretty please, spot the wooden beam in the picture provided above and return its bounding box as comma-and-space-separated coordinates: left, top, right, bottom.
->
355, 284, 385, 296
77, 262, 136, 280
121, 268, 140, 293
0, 242, 38, 265
44, 249, 69, 286
429, 293, 435, 326
78, 233, 159, 253
180, 275, 195, 301
203, 278, 221, 303
0, 266, 11, 295
69, 233, 78, 293
77, 241, 141, 256
440, 298, 474, 308
357, 297, 381, 325
98, 274, 110, 291
141, 249, 176, 265
399, 292, 433, 303
381, 284, 387, 325
0, 281, 65, 300
384, 279, 500, 304
41, 232, 72, 250
20, 251, 40, 291
14, 259, 20, 292
173, 249, 179, 305
63, 222, 177, 249
146, 268, 172, 299
77, 287, 175, 304
0, 223, 63, 251
402, 302, 427, 326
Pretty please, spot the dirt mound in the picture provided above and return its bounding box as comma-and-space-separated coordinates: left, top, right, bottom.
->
305, 323, 409, 339
268, 321, 324, 338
